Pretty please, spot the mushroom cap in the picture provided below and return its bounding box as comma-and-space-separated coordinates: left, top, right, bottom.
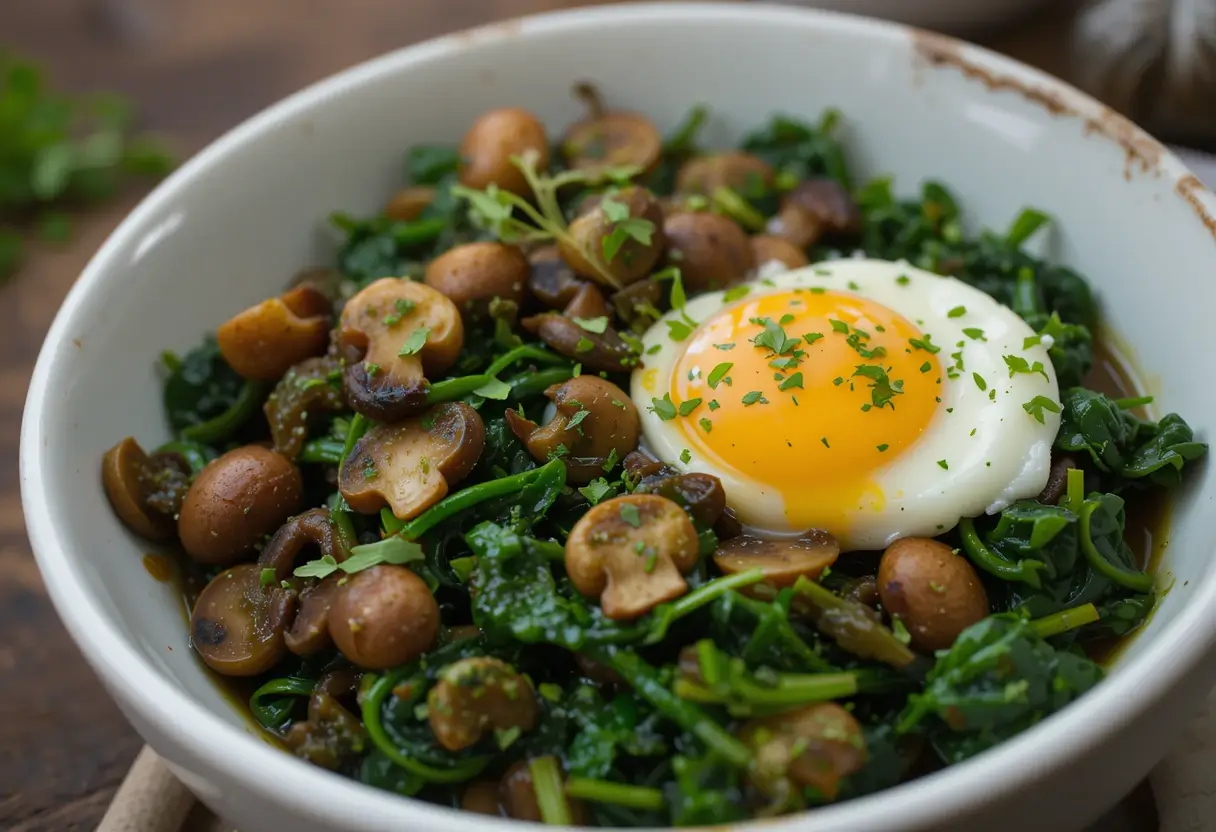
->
178, 445, 304, 565
713, 531, 840, 589
216, 286, 331, 381
878, 537, 989, 653
329, 564, 440, 669
339, 401, 485, 520
190, 563, 293, 676
565, 493, 700, 620
562, 111, 663, 177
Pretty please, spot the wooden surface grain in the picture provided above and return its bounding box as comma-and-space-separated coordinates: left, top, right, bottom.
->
0, 1, 1158, 830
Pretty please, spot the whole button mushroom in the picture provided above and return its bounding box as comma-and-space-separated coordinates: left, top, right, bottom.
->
750, 234, 809, 271
558, 186, 665, 288
178, 445, 303, 565
216, 286, 331, 381
328, 564, 439, 669
339, 401, 485, 521
424, 241, 529, 320
741, 703, 867, 803
635, 471, 727, 528
713, 531, 840, 588
458, 107, 550, 196
190, 563, 294, 676
663, 212, 755, 293
520, 313, 636, 373
427, 657, 539, 752
505, 376, 639, 483
675, 151, 774, 197
338, 278, 464, 422
878, 537, 989, 653
767, 178, 862, 250
565, 494, 700, 620
383, 186, 436, 222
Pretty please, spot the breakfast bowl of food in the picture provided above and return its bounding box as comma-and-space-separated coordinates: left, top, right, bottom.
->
20, 3, 1216, 831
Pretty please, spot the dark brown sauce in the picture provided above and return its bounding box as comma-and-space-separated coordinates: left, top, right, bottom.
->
142, 553, 175, 582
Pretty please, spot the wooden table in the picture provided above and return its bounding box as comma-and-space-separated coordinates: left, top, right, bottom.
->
0, 1, 1159, 829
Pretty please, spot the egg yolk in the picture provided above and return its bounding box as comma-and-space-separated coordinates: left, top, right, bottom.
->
671, 288, 943, 539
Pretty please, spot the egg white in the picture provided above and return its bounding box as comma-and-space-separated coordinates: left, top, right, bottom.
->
632, 258, 1062, 551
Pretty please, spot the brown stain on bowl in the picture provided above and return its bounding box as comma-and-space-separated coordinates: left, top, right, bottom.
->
911, 31, 1163, 181
1176, 174, 1216, 236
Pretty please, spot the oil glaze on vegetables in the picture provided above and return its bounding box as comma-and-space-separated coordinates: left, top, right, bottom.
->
100, 90, 1206, 826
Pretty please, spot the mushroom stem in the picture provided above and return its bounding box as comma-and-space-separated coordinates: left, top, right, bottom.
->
382, 459, 567, 539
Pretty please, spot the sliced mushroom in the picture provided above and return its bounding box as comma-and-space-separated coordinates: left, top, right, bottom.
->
622, 449, 678, 481
216, 286, 331, 381
427, 657, 539, 752
741, 703, 867, 803
505, 376, 640, 483
283, 691, 367, 770
260, 507, 350, 579
285, 575, 343, 658
562, 111, 662, 177
768, 178, 861, 249
610, 277, 663, 332
1037, 455, 1077, 505
337, 278, 464, 422
499, 759, 591, 824
178, 445, 304, 565
878, 538, 989, 653
675, 151, 774, 198
424, 242, 529, 320
102, 437, 189, 540
559, 186, 665, 288
565, 494, 700, 620
459, 108, 549, 196
750, 234, 809, 271
462, 782, 504, 816
713, 532, 839, 589
663, 211, 754, 293
384, 186, 436, 222
339, 402, 484, 520
521, 313, 636, 372
635, 472, 727, 528
527, 245, 588, 309
562, 282, 611, 320
328, 564, 439, 669
190, 563, 294, 676
263, 356, 346, 459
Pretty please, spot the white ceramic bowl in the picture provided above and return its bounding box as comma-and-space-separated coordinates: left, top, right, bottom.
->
21, 4, 1216, 831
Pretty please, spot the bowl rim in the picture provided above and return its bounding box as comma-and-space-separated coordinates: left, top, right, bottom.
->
21, 3, 1216, 830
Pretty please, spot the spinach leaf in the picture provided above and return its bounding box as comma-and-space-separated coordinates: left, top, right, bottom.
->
360, 748, 425, 796
162, 336, 260, 440
467, 521, 639, 649
406, 145, 461, 185
566, 687, 667, 779
1122, 413, 1209, 487
1078, 491, 1153, 592
897, 616, 1103, 763
1056, 389, 1208, 487
668, 754, 749, 827
742, 111, 851, 188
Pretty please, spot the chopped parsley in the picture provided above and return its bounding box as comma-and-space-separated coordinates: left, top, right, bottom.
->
962, 327, 987, 341
947, 305, 966, 318
648, 394, 677, 420
397, 326, 430, 356
708, 400, 720, 411
699, 417, 713, 433
707, 362, 733, 389
937, 459, 949, 470
1023, 395, 1062, 424
742, 390, 767, 406
973, 372, 987, 391
723, 284, 751, 303
678, 398, 702, 416
804, 332, 824, 346
829, 319, 850, 334
1003, 354, 1050, 381
679, 449, 692, 464
619, 503, 642, 528
908, 334, 940, 354
779, 372, 804, 391
573, 316, 609, 333
852, 364, 904, 409
896, 274, 911, 286
919, 361, 932, 373
877, 444, 889, 452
